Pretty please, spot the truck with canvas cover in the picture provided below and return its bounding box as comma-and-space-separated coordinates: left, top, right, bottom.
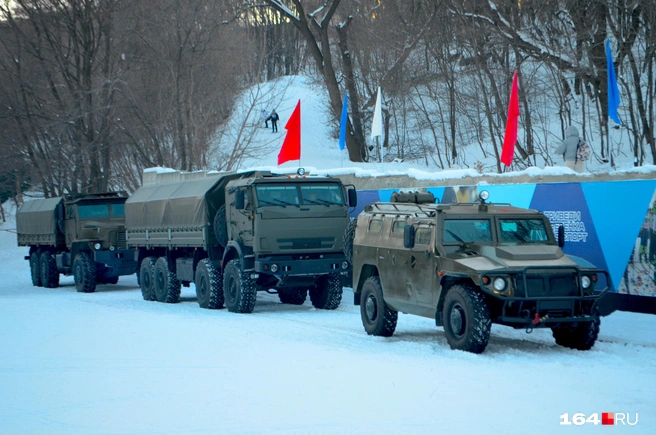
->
125, 170, 357, 313
16, 192, 138, 293
348, 190, 610, 354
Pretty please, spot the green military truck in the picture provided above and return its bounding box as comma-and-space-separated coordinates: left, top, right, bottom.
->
17, 192, 138, 292
125, 170, 357, 313
348, 190, 609, 354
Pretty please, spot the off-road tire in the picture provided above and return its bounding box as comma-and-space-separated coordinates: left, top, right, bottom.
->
73, 252, 97, 293
343, 218, 357, 264
30, 251, 42, 287
213, 204, 228, 247
139, 257, 157, 301
223, 259, 257, 313
40, 251, 59, 288
552, 316, 600, 351
154, 257, 181, 303
278, 288, 307, 305
310, 274, 343, 310
195, 259, 224, 309
360, 276, 397, 337
442, 284, 491, 354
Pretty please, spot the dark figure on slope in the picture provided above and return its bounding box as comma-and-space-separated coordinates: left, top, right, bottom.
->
270, 110, 279, 133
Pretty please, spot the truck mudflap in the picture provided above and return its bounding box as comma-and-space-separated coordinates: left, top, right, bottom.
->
93, 249, 139, 275
254, 253, 350, 277
479, 266, 610, 326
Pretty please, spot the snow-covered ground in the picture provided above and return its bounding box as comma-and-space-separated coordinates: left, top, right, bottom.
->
1, 210, 655, 434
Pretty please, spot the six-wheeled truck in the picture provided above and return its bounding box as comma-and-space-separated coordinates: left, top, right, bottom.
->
125, 170, 357, 313
16, 192, 139, 292
347, 190, 610, 353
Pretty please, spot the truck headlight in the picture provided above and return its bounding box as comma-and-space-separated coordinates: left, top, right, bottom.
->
341, 261, 349, 270
94, 243, 102, 250
270, 264, 279, 273
581, 275, 591, 289
493, 277, 506, 291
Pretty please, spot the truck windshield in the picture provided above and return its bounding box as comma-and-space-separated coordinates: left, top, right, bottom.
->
300, 184, 344, 206
256, 185, 300, 207
255, 183, 344, 207
498, 218, 549, 243
77, 204, 111, 219
444, 219, 492, 244
112, 204, 125, 217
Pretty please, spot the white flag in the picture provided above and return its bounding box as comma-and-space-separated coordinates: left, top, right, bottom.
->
371, 87, 383, 138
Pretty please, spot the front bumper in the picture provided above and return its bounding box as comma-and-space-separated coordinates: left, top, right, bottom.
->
480, 266, 610, 326
254, 253, 350, 277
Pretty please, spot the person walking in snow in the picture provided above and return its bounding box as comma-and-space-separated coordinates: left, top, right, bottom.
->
261, 109, 270, 128
270, 109, 279, 133
555, 125, 584, 173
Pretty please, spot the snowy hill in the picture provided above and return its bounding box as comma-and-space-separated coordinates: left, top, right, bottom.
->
211, 75, 656, 180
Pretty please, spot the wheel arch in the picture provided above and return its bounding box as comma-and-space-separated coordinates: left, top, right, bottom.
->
354, 264, 379, 306
436, 275, 482, 327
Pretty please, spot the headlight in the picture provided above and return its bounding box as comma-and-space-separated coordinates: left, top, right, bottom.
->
581, 275, 591, 289
493, 277, 506, 291
341, 261, 349, 270
479, 190, 490, 201
270, 264, 279, 273
94, 243, 102, 250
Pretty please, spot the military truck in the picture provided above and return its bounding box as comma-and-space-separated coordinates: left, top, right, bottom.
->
17, 192, 138, 292
348, 190, 609, 354
125, 170, 357, 313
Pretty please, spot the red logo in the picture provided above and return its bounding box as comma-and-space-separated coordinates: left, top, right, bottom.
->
602, 412, 615, 425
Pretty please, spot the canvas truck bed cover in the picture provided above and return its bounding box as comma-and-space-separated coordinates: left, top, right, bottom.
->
16, 197, 63, 235
125, 173, 250, 230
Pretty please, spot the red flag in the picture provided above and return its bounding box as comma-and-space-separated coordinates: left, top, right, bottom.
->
278, 100, 301, 165
501, 70, 520, 167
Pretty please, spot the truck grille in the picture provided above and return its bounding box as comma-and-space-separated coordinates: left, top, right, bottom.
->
515, 272, 579, 298
277, 237, 335, 250
117, 232, 127, 250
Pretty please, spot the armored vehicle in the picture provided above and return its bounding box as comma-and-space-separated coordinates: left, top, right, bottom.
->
348, 190, 609, 354
125, 170, 357, 313
17, 192, 138, 292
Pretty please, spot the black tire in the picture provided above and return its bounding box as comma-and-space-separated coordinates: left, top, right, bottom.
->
552, 316, 600, 351
213, 204, 228, 247
278, 288, 307, 305
40, 251, 59, 288
442, 284, 491, 354
223, 259, 257, 313
360, 276, 397, 337
73, 252, 97, 293
140, 257, 157, 301
30, 251, 42, 287
310, 274, 343, 310
343, 218, 357, 264
195, 259, 224, 309
154, 257, 181, 303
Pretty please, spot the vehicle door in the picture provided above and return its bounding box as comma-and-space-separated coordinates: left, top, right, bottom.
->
404, 223, 436, 307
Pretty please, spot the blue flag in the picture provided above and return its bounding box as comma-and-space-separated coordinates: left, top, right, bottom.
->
606, 39, 621, 125
339, 93, 349, 150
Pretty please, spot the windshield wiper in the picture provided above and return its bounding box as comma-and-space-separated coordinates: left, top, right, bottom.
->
304, 198, 330, 207
446, 229, 468, 245
272, 198, 300, 208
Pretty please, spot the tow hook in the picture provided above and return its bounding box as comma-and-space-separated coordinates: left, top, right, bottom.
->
526, 313, 549, 333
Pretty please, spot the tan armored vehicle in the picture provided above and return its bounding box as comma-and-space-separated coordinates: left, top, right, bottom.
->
16, 192, 138, 292
125, 170, 357, 313
348, 190, 609, 353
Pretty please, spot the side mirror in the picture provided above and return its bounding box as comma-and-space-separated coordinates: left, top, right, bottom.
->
404, 225, 415, 249
347, 188, 358, 208
235, 190, 245, 210
557, 225, 565, 248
